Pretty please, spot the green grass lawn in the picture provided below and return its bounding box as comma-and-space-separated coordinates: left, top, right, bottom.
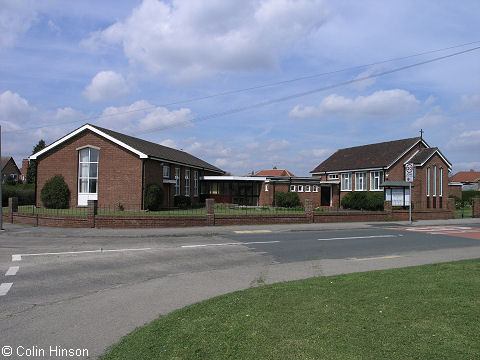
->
101, 259, 480, 360
455, 207, 473, 218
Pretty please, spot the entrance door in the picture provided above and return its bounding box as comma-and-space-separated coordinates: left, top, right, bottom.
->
321, 186, 331, 206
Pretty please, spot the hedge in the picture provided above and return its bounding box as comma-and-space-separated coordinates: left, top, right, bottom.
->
40, 175, 70, 209
2, 184, 35, 207
341, 191, 384, 211
145, 184, 164, 211
462, 190, 480, 205
275, 191, 301, 208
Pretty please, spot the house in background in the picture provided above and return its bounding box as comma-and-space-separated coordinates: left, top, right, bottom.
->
254, 167, 295, 177
449, 170, 480, 190
30, 124, 224, 209
311, 137, 452, 210
1, 156, 21, 183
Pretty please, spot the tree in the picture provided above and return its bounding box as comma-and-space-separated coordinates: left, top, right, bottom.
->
26, 139, 46, 184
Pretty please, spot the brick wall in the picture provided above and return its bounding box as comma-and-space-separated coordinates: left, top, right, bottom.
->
448, 184, 462, 199
36, 130, 142, 209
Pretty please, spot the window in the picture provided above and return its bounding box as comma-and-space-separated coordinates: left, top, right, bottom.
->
341, 173, 352, 191
355, 172, 367, 191
305, 185, 311, 192
298, 185, 304, 192
163, 165, 170, 178
175, 168, 181, 196
439, 168, 443, 196
194, 171, 199, 197
78, 148, 99, 194
433, 165, 437, 196
265, 184, 269, 192
370, 171, 383, 191
290, 185, 296, 192
426, 167, 430, 196
185, 169, 190, 196
312, 185, 318, 192
328, 174, 339, 180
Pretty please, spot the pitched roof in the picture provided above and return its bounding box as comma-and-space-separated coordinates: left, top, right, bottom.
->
311, 137, 422, 173
30, 124, 224, 173
408, 148, 437, 164
1, 156, 12, 170
254, 169, 295, 177
450, 170, 480, 183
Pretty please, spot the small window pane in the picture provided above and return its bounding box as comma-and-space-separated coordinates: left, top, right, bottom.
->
79, 149, 89, 162
90, 148, 99, 162
80, 163, 89, 177
79, 179, 88, 193
89, 163, 98, 178
89, 179, 97, 193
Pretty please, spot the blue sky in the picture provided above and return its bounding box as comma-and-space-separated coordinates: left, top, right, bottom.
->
1, 0, 479, 176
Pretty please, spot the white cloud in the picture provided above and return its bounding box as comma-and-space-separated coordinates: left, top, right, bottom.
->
83, 71, 129, 102
453, 162, 480, 172
53, 107, 84, 122
290, 89, 420, 119
348, 67, 378, 91
186, 140, 232, 159
159, 139, 178, 149
299, 148, 332, 159
410, 106, 451, 129
96, 100, 192, 133
83, 0, 329, 80
0, 90, 36, 130
447, 129, 480, 150
424, 95, 436, 106
460, 94, 480, 109
0, 0, 37, 48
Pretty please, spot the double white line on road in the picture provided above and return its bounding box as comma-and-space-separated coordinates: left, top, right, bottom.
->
12, 247, 153, 262
317, 235, 401, 241
181, 241, 280, 248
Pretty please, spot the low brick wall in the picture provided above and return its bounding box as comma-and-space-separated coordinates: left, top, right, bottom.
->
215, 214, 308, 226
314, 211, 388, 223
94, 215, 208, 228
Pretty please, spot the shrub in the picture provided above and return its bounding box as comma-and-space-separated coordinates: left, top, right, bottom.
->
145, 184, 164, 211
2, 184, 35, 206
462, 190, 480, 205
174, 195, 192, 209
40, 175, 70, 209
4, 176, 18, 186
275, 191, 301, 208
341, 191, 384, 211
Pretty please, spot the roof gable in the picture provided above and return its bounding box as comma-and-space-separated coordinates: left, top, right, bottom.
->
311, 137, 423, 173
450, 170, 480, 183
30, 124, 224, 173
254, 169, 295, 177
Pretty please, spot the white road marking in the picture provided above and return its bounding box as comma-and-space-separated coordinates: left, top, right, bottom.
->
0, 282, 13, 296
12, 254, 22, 261
12, 247, 153, 260
352, 255, 402, 261
234, 230, 272, 234
317, 235, 399, 241
181, 241, 280, 248
5, 266, 19, 276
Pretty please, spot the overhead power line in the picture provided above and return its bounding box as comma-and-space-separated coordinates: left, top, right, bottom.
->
4, 41, 480, 135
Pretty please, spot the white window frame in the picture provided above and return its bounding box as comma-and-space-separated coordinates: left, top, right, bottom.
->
185, 169, 190, 197
78, 147, 99, 195
265, 184, 269, 192
328, 174, 339, 180
426, 167, 430, 196
433, 165, 437, 197
355, 172, 367, 191
305, 185, 311, 192
290, 185, 296, 192
370, 171, 383, 191
312, 185, 319, 192
175, 168, 181, 196
163, 165, 170, 178
194, 171, 199, 197
439, 167, 443, 196
341, 173, 352, 191
297, 185, 304, 192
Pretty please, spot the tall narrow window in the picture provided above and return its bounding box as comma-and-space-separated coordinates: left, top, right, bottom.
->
370, 171, 383, 191
426, 167, 430, 196
433, 165, 437, 196
341, 173, 352, 191
194, 171, 199, 197
175, 168, 181, 196
78, 148, 99, 194
163, 165, 170, 178
185, 169, 190, 196
355, 172, 366, 191
439, 167, 443, 196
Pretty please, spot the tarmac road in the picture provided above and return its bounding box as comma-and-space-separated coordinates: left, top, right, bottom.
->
1, 219, 479, 359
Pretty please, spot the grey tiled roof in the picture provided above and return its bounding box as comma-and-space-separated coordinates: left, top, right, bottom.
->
408, 148, 437, 165
90, 125, 224, 173
311, 137, 422, 173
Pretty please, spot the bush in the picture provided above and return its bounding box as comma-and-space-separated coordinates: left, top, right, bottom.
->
2, 184, 35, 206
341, 191, 384, 211
40, 175, 70, 209
145, 184, 164, 211
174, 195, 192, 209
462, 190, 480, 205
275, 191, 301, 208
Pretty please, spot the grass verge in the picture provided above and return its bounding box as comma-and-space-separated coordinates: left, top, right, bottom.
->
101, 259, 480, 360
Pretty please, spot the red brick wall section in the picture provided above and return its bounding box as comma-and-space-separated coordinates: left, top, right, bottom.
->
36, 130, 143, 209
448, 184, 462, 199
473, 198, 480, 218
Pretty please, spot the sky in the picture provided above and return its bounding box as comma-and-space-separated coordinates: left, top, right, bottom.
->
1, 0, 479, 176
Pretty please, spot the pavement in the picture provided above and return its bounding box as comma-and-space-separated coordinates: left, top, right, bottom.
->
0, 218, 479, 359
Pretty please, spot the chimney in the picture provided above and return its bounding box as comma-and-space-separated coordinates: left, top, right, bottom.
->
21, 159, 29, 173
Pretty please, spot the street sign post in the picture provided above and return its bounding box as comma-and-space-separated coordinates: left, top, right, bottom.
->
405, 163, 414, 224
